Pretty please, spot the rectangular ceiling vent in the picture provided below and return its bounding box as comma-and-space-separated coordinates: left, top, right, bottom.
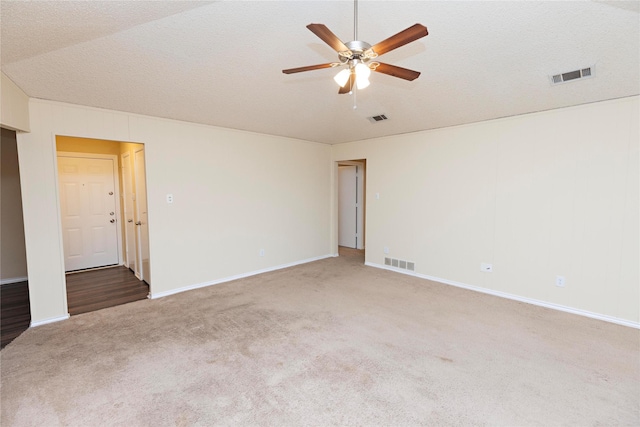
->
367, 114, 388, 123
550, 66, 594, 85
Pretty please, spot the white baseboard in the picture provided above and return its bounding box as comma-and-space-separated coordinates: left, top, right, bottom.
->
30, 314, 70, 327
1, 276, 28, 285
150, 254, 334, 300
366, 262, 640, 329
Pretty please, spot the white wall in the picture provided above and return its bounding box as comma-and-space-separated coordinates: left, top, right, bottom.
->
15, 96, 639, 326
333, 96, 639, 325
18, 99, 331, 324
1, 128, 28, 282
1, 72, 30, 132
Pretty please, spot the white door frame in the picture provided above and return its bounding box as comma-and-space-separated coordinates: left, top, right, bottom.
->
56, 151, 124, 268
133, 147, 150, 283
120, 151, 135, 270
335, 160, 366, 252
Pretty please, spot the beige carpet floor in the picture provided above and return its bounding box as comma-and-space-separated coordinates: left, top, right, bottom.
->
1, 249, 638, 426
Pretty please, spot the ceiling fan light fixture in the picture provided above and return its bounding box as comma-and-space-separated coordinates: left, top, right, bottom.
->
355, 62, 371, 79
355, 62, 371, 89
334, 68, 351, 87
356, 74, 370, 90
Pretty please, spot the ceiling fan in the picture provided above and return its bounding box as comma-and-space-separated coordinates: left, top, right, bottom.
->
282, 0, 428, 94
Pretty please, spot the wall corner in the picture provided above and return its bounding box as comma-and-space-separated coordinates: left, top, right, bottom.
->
1, 72, 30, 132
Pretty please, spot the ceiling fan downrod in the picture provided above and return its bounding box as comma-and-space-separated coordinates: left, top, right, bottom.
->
337, 0, 371, 93
354, 0, 358, 41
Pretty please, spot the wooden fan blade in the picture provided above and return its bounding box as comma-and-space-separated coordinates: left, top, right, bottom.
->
338, 73, 355, 94
307, 23, 351, 54
373, 62, 421, 81
282, 63, 338, 74
369, 24, 428, 56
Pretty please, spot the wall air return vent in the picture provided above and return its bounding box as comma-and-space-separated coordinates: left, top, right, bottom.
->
367, 114, 388, 123
550, 66, 595, 85
384, 257, 415, 272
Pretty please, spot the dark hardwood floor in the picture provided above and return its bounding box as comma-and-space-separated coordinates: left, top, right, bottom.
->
1, 281, 31, 349
66, 266, 149, 316
1, 267, 148, 349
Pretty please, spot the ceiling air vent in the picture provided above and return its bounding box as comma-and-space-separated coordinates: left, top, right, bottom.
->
368, 114, 388, 123
550, 66, 594, 85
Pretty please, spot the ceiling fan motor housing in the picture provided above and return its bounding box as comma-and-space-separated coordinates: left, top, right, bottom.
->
339, 40, 376, 63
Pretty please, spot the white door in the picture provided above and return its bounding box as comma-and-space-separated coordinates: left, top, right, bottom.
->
339, 165, 358, 248
58, 156, 119, 271
121, 152, 136, 272
134, 148, 151, 283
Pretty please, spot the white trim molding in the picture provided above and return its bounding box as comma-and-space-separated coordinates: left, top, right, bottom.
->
366, 262, 640, 329
1, 276, 28, 285
30, 314, 70, 327
151, 254, 334, 299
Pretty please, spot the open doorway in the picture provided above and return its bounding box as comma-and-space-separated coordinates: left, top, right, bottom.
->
1, 127, 30, 347
55, 136, 150, 315
337, 160, 366, 261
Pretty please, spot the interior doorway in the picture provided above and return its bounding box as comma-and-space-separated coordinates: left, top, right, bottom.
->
55, 136, 150, 315
1, 127, 31, 347
337, 160, 366, 257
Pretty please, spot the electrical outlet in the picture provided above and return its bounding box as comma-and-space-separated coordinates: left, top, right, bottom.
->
166, 194, 174, 204
259, 249, 265, 257
481, 263, 493, 272
555, 276, 566, 287
383, 246, 389, 254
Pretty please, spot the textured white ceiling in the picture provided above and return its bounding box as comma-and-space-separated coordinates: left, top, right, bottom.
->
1, 1, 638, 144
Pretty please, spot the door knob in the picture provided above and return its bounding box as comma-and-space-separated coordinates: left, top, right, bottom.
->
108, 191, 114, 195
135, 221, 142, 226
128, 219, 133, 223
110, 219, 116, 223
110, 212, 115, 216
